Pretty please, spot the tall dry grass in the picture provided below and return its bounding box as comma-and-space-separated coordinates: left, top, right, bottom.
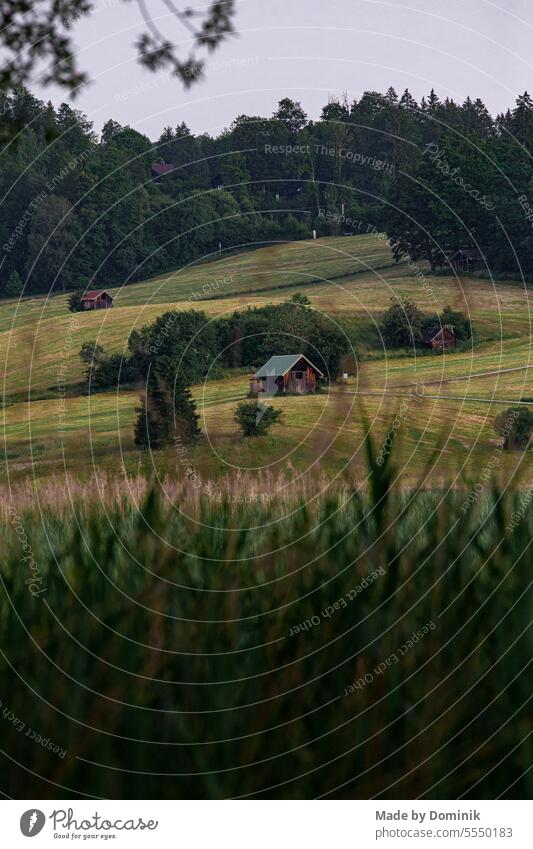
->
0, 433, 531, 799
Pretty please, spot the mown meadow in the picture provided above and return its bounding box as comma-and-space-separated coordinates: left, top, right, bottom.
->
1, 234, 532, 487
1, 235, 532, 799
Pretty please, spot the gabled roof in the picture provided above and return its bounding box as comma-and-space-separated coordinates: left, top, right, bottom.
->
151, 162, 177, 177
451, 248, 484, 261
81, 290, 113, 301
253, 353, 325, 379
421, 325, 455, 344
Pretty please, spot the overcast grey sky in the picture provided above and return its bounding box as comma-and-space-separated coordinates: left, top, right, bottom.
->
37, 0, 533, 139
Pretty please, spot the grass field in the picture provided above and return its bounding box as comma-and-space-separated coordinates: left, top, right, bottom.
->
2, 472, 531, 798
1, 236, 532, 800
1, 234, 532, 489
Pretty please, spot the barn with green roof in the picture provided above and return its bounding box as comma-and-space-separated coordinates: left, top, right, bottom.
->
249, 353, 324, 397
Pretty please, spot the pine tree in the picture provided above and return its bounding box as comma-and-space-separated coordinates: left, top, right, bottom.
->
427, 89, 441, 112
399, 89, 418, 113
173, 371, 201, 441
134, 358, 200, 450
4, 270, 23, 297
511, 92, 533, 149
461, 97, 494, 137
68, 291, 83, 312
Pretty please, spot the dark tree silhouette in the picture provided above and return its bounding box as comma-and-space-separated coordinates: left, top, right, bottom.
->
0, 1, 237, 95
135, 358, 200, 449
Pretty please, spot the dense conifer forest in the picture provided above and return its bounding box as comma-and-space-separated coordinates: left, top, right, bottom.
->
2, 87, 533, 296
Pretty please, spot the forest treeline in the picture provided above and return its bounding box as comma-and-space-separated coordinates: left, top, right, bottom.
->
2, 86, 533, 295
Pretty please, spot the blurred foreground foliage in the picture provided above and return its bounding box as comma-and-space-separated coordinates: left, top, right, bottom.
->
0, 434, 532, 799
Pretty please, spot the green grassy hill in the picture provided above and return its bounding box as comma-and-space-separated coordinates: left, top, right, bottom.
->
1, 234, 531, 487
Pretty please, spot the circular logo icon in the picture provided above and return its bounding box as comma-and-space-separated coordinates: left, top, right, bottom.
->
20, 809, 46, 837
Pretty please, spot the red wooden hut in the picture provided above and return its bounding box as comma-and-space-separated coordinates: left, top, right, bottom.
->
81, 290, 114, 310
421, 326, 456, 350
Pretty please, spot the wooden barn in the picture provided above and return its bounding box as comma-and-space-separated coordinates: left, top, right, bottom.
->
447, 248, 484, 273
249, 354, 324, 396
421, 325, 456, 350
81, 290, 114, 310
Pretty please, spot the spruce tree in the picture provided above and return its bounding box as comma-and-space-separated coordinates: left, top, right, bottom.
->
511, 92, 533, 150
4, 270, 23, 296
134, 357, 200, 450
68, 291, 83, 312
399, 89, 418, 113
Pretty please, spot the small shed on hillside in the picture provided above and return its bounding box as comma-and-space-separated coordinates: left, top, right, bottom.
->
448, 248, 484, 273
81, 290, 114, 310
421, 325, 456, 350
249, 354, 324, 396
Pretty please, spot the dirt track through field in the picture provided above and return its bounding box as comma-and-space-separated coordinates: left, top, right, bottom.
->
355, 390, 533, 406
395, 362, 533, 387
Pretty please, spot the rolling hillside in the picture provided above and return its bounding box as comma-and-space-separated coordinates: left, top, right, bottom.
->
1, 234, 532, 488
